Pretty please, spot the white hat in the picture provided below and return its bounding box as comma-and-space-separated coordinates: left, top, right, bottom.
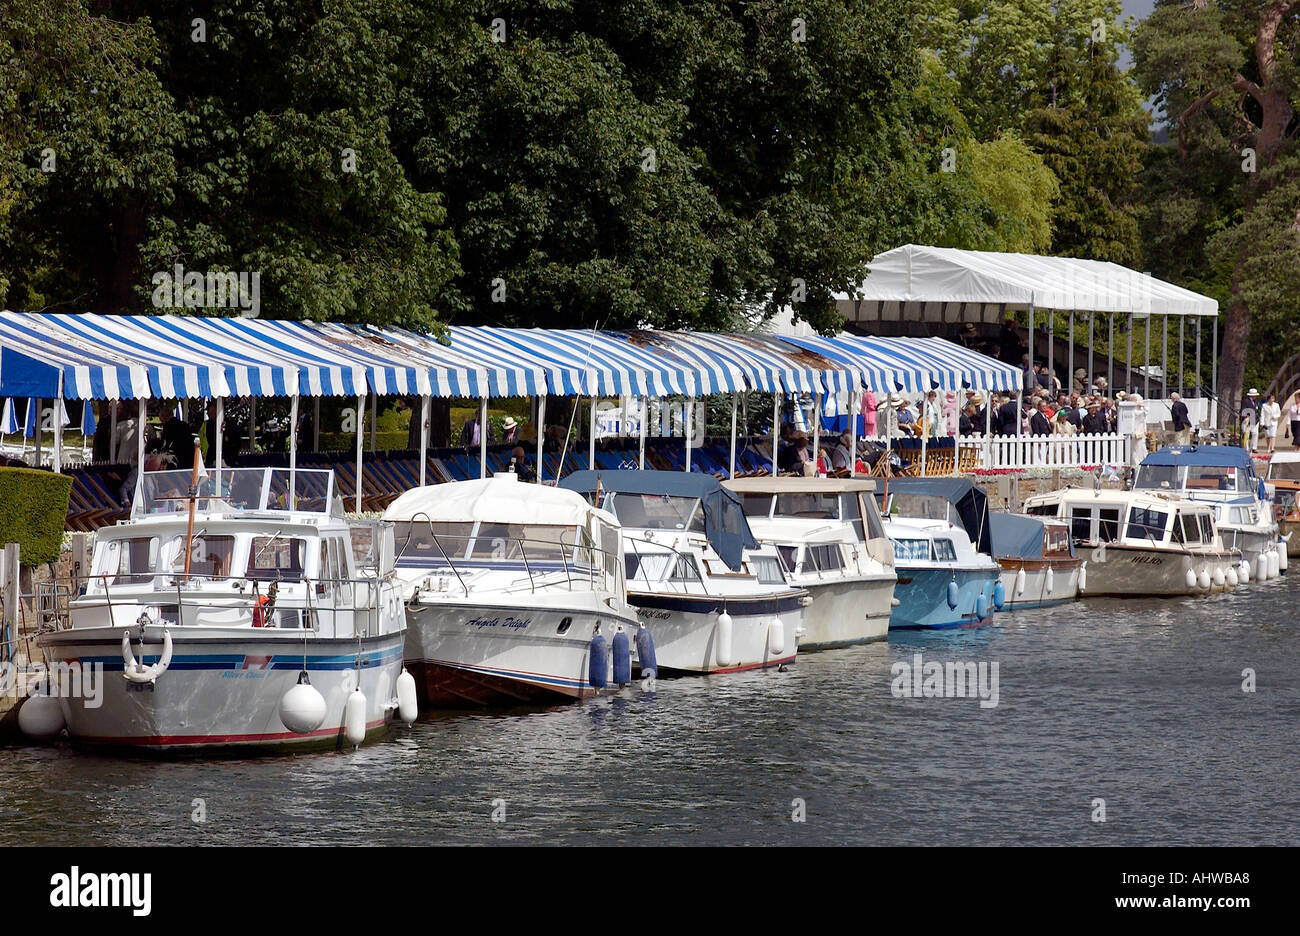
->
502, 416, 518, 430
888, 393, 906, 407
1248, 388, 1259, 397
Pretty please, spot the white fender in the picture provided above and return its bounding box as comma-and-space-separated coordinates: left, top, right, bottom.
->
1268, 550, 1279, 579
1077, 562, 1087, 592
121, 629, 173, 684
1197, 568, 1211, 591
1226, 565, 1239, 588
1015, 568, 1027, 596
1239, 558, 1251, 583
1045, 566, 1055, 595
1184, 568, 1197, 591
1256, 554, 1269, 582
1212, 566, 1225, 588
18, 692, 65, 740
715, 612, 734, 668
396, 668, 418, 725
1278, 546, 1288, 572
767, 617, 785, 656
344, 687, 367, 748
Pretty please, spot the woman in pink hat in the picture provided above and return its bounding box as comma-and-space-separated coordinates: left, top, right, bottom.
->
861, 389, 878, 439
942, 391, 959, 437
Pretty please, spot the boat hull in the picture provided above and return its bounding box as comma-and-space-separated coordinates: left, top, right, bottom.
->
1282, 520, 1300, 557
995, 558, 1083, 610
35, 628, 405, 752
793, 575, 895, 650
404, 601, 638, 707
628, 590, 804, 674
1215, 526, 1279, 570
889, 566, 1000, 630
1077, 544, 1237, 597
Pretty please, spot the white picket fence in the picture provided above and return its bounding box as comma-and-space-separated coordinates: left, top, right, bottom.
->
965, 432, 1131, 470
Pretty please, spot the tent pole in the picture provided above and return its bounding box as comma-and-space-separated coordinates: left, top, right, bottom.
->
1211, 322, 1219, 431
1179, 318, 1185, 396
1108, 314, 1115, 395
135, 398, 146, 508
638, 396, 647, 470
355, 393, 364, 512
1195, 319, 1202, 400
811, 391, 820, 475
215, 398, 224, 486
289, 394, 299, 509
1127, 320, 1134, 395
250, 397, 257, 455
53, 376, 64, 474
984, 393, 992, 469
1162, 315, 1168, 398
34, 398, 42, 467
1047, 310, 1054, 392
480, 395, 488, 479
1027, 304, 1034, 388
772, 392, 780, 475
313, 396, 320, 452
110, 403, 118, 459
849, 391, 859, 478
370, 393, 378, 454
537, 394, 547, 483
729, 393, 738, 479
684, 397, 693, 472
588, 395, 596, 469
419, 394, 429, 487
1144, 316, 1151, 398
1088, 313, 1094, 389
1068, 310, 1074, 392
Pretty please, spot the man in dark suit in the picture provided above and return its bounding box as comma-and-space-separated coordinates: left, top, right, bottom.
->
1083, 401, 1108, 435
1170, 392, 1191, 445
996, 393, 1020, 435
1029, 401, 1052, 436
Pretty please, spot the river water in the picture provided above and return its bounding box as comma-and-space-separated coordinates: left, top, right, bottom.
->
3, 575, 1297, 846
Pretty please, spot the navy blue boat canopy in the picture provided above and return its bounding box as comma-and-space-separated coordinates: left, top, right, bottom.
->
1141, 445, 1258, 475
988, 512, 1075, 560
881, 477, 992, 556
558, 469, 758, 571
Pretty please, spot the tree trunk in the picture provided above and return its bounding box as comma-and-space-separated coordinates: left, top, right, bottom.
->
428, 398, 451, 448
1219, 297, 1250, 432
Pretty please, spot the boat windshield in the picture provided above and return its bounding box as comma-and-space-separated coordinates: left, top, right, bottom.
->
739, 494, 774, 518
886, 493, 952, 523
773, 492, 839, 520
1185, 465, 1249, 493
890, 538, 933, 562
1133, 465, 1180, 490
135, 468, 334, 515
393, 520, 580, 562
1125, 506, 1168, 541
605, 493, 705, 532
1269, 461, 1300, 481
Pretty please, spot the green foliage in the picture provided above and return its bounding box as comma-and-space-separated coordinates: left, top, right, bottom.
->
0, 466, 73, 566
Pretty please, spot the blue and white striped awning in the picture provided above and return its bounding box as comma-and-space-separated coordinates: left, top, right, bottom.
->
805, 334, 1020, 393
448, 327, 699, 398
639, 332, 819, 394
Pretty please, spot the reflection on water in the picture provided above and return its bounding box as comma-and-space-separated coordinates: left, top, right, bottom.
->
3, 576, 1297, 845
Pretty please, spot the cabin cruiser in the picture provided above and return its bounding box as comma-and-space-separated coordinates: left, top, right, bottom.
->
559, 470, 807, 674
26, 468, 409, 752
988, 513, 1082, 609
1134, 446, 1282, 580
876, 479, 1001, 629
1022, 487, 1241, 597
1263, 452, 1300, 559
722, 478, 896, 649
384, 475, 641, 707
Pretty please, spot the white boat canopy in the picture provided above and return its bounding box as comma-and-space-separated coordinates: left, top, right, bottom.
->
383, 474, 617, 529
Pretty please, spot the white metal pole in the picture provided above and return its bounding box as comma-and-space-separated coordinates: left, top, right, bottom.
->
537, 394, 547, 482
355, 393, 364, 512
53, 376, 64, 473
684, 397, 693, 472
772, 391, 780, 474
215, 397, 224, 483
419, 394, 429, 487
728, 393, 738, 479
479, 395, 488, 479
811, 391, 820, 475
638, 396, 646, 469
288, 394, 298, 508
588, 395, 596, 468
250, 397, 257, 454
313, 396, 320, 451
849, 391, 859, 478
370, 393, 378, 454
135, 397, 146, 507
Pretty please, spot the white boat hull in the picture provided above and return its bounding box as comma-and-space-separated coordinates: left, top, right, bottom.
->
1077, 545, 1237, 597
404, 599, 640, 706
629, 591, 804, 674
793, 576, 894, 649
35, 627, 404, 752
995, 560, 1082, 609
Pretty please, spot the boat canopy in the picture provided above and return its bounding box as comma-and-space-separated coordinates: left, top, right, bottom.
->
881, 477, 992, 556
1140, 445, 1258, 475
559, 469, 758, 571
989, 512, 1075, 560
722, 477, 877, 494
384, 475, 614, 530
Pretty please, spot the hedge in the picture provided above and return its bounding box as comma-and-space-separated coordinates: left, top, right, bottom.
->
0, 466, 74, 566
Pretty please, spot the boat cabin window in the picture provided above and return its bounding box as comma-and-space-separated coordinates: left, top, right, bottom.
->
1069, 508, 1092, 542
172, 534, 236, 580
1185, 465, 1248, 493
806, 544, 845, 572
740, 494, 774, 519
889, 538, 932, 562
859, 494, 887, 541
1268, 460, 1300, 481
839, 494, 866, 542
1067, 506, 1121, 543
931, 539, 957, 562
625, 552, 702, 584
749, 555, 786, 585
1027, 503, 1057, 517
606, 493, 706, 533
1133, 465, 1180, 490
1175, 515, 1201, 545
1125, 507, 1168, 542
247, 536, 308, 582
1199, 514, 1215, 542
774, 492, 838, 520
1044, 527, 1071, 555
93, 536, 158, 586
776, 544, 798, 574
886, 493, 951, 523
1227, 506, 1256, 525
1098, 508, 1121, 542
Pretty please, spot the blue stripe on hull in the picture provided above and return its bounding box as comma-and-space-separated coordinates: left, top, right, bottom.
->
889, 566, 999, 631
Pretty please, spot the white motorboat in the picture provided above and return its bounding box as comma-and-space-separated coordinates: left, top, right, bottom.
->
988, 513, 1082, 610
1134, 445, 1282, 580
559, 470, 807, 675
385, 474, 642, 707
1022, 486, 1241, 597
723, 477, 896, 649
29, 468, 408, 752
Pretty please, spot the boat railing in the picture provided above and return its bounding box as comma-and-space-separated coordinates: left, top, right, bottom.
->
72, 571, 395, 639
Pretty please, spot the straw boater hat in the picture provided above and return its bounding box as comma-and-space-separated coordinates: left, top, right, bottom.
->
502, 416, 518, 431
1074, 368, 1086, 379
889, 393, 907, 407
971, 393, 985, 406
1248, 388, 1259, 397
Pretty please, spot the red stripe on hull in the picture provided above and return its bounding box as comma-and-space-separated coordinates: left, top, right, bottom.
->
72, 716, 392, 751
658, 653, 797, 676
